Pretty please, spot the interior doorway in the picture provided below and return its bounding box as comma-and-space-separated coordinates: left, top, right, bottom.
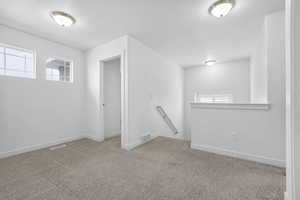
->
102, 57, 121, 143
99, 51, 128, 150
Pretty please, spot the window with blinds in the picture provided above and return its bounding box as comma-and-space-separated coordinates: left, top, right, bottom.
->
46, 58, 73, 83
0, 44, 36, 79
194, 93, 233, 103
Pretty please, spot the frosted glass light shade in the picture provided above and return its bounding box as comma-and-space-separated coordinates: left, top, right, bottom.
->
209, 0, 235, 18
50, 11, 76, 27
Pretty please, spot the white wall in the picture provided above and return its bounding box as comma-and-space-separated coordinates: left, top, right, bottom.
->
295, 1, 300, 198
85, 36, 127, 142
0, 25, 85, 158
85, 36, 184, 148
250, 21, 268, 103
184, 58, 250, 140
189, 11, 286, 167
289, 0, 300, 198
103, 58, 121, 139
127, 37, 184, 146
190, 106, 285, 167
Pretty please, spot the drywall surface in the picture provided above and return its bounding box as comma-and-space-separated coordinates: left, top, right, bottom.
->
85, 36, 184, 148
103, 58, 121, 139
85, 36, 127, 141
0, 25, 85, 157
250, 21, 268, 103
189, 11, 285, 167
291, 0, 300, 198
126, 37, 184, 146
190, 107, 284, 167
184, 58, 250, 140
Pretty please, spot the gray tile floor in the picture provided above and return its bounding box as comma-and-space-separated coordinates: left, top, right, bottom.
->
0, 136, 285, 200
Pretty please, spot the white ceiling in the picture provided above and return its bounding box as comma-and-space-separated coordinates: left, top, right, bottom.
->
0, 0, 284, 67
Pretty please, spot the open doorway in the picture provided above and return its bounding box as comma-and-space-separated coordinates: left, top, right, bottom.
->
102, 57, 121, 146
99, 51, 129, 150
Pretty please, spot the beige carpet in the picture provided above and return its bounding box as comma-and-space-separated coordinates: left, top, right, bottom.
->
0, 136, 285, 200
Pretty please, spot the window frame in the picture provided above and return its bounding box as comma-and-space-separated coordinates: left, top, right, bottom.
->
0, 42, 37, 79
45, 56, 74, 83
194, 93, 234, 103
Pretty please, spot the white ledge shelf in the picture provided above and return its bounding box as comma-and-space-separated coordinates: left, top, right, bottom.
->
190, 102, 270, 110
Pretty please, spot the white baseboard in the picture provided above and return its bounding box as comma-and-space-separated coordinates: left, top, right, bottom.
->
104, 133, 121, 140
191, 143, 285, 168
124, 141, 141, 150
86, 135, 104, 142
162, 131, 187, 141
0, 135, 85, 159
284, 192, 288, 200
156, 129, 187, 141
124, 136, 157, 150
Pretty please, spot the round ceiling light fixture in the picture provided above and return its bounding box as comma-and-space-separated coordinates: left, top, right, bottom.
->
50, 11, 76, 27
209, 0, 235, 18
204, 60, 217, 66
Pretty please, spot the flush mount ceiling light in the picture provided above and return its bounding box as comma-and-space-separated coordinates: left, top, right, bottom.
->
209, 0, 235, 18
204, 60, 217, 66
50, 11, 76, 27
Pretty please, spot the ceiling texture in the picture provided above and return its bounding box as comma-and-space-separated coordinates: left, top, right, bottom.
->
0, 0, 284, 67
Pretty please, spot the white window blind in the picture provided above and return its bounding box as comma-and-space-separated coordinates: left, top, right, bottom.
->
194, 93, 233, 103
0, 44, 35, 79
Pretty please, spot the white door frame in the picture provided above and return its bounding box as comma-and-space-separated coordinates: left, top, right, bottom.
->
99, 50, 129, 149
285, 0, 296, 199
